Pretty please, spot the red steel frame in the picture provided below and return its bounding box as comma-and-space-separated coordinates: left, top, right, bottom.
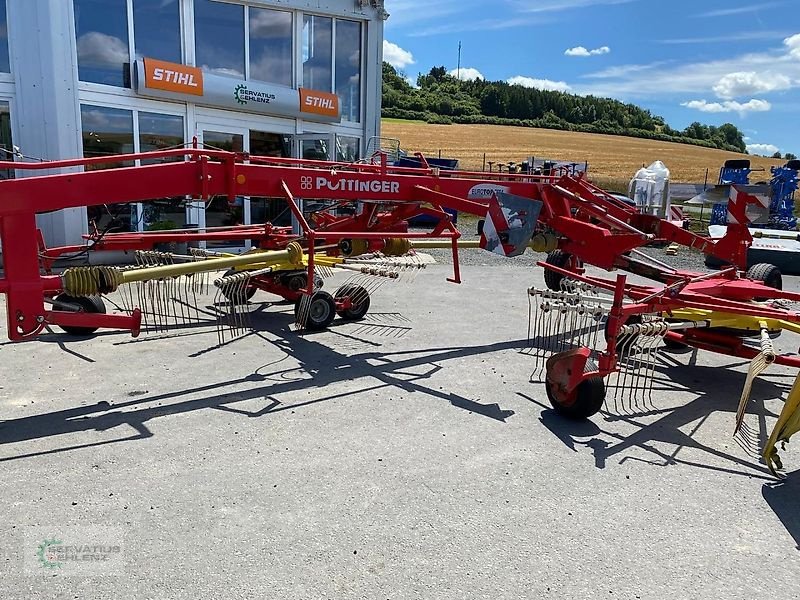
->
0, 147, 797, 352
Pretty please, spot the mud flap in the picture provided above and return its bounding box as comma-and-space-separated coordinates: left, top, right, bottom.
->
764, 372, 800, 476
480, 192, 542, 258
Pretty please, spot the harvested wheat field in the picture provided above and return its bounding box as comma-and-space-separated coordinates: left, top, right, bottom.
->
382, 120, 783, 187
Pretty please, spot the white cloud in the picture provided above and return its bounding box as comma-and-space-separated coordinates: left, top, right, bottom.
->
565, 45, 610, 57
513, 0, 640, 14
694, 2, 787, 18
383, 40, 415, 69
507, 75, 572, 92
786, 33, 800, 59
448, 67, 484, 81
747, 143, 780, 156
76, 32, 129, 68
681, 98, 772, 115
580, 35, 800, 98
712, 71, 792, 98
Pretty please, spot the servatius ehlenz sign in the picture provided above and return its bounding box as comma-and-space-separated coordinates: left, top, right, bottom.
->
134, 58, 341, 123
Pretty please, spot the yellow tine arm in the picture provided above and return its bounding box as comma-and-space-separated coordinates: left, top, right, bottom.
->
764, 372, 800, 476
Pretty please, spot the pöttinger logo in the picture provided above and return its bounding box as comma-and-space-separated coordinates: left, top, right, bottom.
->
301, 176, 313, 190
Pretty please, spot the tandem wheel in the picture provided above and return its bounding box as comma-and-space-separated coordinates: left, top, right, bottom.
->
54, 294, 106, 336
334, 284, 371, 321
295, 291, 337, 331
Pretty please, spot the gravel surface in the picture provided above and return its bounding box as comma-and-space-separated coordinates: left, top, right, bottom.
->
1, 265, 799, 598
416, 221, 711, 272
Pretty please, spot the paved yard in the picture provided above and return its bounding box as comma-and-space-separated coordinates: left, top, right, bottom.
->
0, 263, 798, 599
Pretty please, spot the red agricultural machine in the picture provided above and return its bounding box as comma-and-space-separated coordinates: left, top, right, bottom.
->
0, 146, 798, 474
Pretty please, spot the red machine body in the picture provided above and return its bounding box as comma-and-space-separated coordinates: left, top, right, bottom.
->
0, 146, 785, 343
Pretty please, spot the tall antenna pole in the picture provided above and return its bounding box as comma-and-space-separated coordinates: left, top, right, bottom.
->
457, 41, 462, 80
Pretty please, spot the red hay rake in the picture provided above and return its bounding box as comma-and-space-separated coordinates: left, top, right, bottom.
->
0, 146, 798, 474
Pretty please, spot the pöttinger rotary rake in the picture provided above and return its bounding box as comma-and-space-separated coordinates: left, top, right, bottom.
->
0, 147, 799, 474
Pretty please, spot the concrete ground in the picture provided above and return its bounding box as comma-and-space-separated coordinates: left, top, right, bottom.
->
1, 262, 799, 599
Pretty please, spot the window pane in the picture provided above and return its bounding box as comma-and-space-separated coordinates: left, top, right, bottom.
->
249, 8, 292, 87
0, 101, 13, 180
138, 112, 185, 231
74, 0, 130, 87
335, 21, 361, 122
336, 136, 360, 163
133, 0, 182, 63
250, 130, 290, 158
139, 112, 184, 161
81, 105, 134, 165
202, 130, 244, 246
0, 2, 9, 73
302, 15, 332, 92
194, 0, 244, 78
80, 105, 134, 231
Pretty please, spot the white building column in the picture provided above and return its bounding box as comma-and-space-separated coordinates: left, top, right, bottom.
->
8, 0, 86, 247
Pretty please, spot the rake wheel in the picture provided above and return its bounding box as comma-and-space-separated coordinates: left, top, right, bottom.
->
295, 291, 337, 331
335, 284, 371, 321
219, 269, 257, 304
55, 294, 106, 336
545, 359, 605, 420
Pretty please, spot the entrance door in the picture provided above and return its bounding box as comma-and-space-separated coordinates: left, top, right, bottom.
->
197, 127, 248, 249
295, 134, 332, 161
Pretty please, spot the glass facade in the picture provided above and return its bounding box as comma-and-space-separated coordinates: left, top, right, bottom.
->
336, 136, 360, 163
249, 8, 293, 87
133, 0, 182, 63
0, 101, 13, 180
335, 21, 361, 122
302, 15, 333, 92
194, 0, 245, 78
80, 104, 135, 165
74, 0, 130, 87
139, 111, 184, 162
0, 1, 9, 73
80, 104, 135, 231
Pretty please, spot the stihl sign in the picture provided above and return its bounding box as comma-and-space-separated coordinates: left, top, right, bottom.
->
143, 58, 203, 96
300, 88, 340, 118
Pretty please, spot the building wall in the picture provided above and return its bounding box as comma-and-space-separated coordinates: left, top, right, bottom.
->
0, 0, 386, 248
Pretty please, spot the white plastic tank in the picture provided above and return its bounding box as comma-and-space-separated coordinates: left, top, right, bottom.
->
628, 160, 671, 218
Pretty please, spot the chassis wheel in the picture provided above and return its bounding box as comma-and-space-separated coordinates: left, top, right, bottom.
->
219, 269, 257, 304
295, 291, 336, 331
334, 284, 371, 321
55, 294, 106, 336
545, 359, 605, 420
747, 263, 782, 300
543, 250, 572, 291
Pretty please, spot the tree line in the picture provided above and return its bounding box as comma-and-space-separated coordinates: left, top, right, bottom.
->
382, 63, 748, 154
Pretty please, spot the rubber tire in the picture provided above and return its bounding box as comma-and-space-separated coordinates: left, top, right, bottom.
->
295, 291, 336, 332
335, 284, 371, 321
219, 269, 257, 304
546, 359, 605, 420
746, 263, 782, 301
477, 219, 485, 236
55, 294, 106, 336
543, 250, 572, 291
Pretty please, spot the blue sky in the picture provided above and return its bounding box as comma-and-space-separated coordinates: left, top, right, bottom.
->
383, 0, 800, 157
